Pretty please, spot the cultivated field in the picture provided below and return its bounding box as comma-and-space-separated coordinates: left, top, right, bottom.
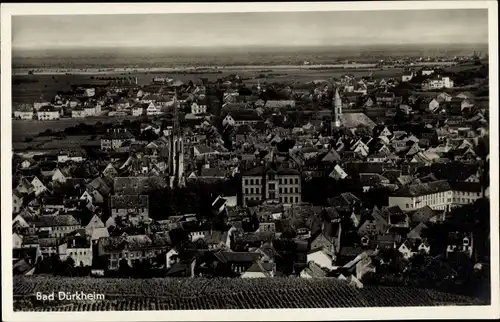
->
12, 67, 405, 104
13, 276, 486, 311
12, 117, 130, 142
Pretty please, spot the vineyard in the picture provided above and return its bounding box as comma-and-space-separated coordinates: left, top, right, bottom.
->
13, 276, 486, 311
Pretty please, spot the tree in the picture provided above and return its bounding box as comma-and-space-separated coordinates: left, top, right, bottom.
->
118, 258, 130, 277
64, 257, 75, 276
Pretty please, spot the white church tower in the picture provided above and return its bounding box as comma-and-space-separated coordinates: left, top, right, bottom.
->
332, 87, 342, 129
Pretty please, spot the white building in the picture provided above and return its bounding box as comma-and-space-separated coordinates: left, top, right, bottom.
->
58, 234, 93, 267
191, 102, 207, 115
389, 180, 483, 211
422, 69, 435, 76
146, 102, 162, 116
422, 75, 454, 90
71, 108, 86, 118
13, 110, 34, 120
36, 106, 60, 120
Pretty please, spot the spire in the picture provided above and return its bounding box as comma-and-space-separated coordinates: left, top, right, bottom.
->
332, 87, 342, 129
334, 88, 341, 104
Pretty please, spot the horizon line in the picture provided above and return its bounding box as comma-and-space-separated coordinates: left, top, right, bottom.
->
12, 42, 490, 51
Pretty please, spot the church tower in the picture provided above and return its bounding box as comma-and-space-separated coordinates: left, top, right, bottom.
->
169, 92, 185, 188
332, 87, 342, 129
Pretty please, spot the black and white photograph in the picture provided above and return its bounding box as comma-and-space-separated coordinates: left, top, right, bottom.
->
1, 2, 498, 321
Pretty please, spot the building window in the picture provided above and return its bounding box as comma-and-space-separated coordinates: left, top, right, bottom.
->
279, 188, 282, 194
284, 196, 288, 203
250, 188, 254, 194
284, 178, 288, 185
406, 204, 409, 209
268, 183, 275, 190
250, 179, 254, 185
284, 187, 288, 194
245, 179, 249, 185
295, 187, 299, 193
245, 188, 249, 194
295, 196, 299, 203
295, 178, 299, 184
256, 187, 260, 194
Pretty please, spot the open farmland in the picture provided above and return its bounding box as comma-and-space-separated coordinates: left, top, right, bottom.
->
12, 67, 404, 105
11, 117, 128, 142
13, 276, 486, 311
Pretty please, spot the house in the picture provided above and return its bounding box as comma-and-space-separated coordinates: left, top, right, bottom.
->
389, 180, 452, 211
329, 164, 348, 180
357, 207, 389, 237
306, 247, 335, 271
13, 190, 24, 214
87, 177, 111, 198
202, 230, 231, 250
57, 149, 85, 163
212, 195, 228, 215
36, 106, 60, 120
71, 107, 86, 118
27, 214, 81, 238
13, 233, 23, 249
264, 100, 296, 109
446, 232, 473, 258
456, 92, 474, 100
191, 101, 207, 115
402, 71, 414, 82
437, 92, 453, 102
389, 180, 482, 211
193, 145, 220, 158
85, 214, 109, 242
422, 75, 454, 90
359, 173, 390, 192
421, 69, 435, 76
109, 195, 149, 226
52, 168, 71, 184
28, 176, 48, 196
375, 92, 396, 105
398, 239, 431, 259
241, 262, 275, 278
241, 166, 301, 207
132, 104, 146, 116
33, 99, 52, 110
97, 235, 170, 270
100, 128, 136, 151
83, 103, 98, 116
13, 105, 34, 120
428, 99, 441, 113
146, 102, 162, 116
212, 251, 263, 276
58, 231, 93, 267
299, 261, 328, 278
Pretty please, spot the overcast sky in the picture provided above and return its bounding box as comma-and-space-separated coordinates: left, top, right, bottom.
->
12, 9, 488, 49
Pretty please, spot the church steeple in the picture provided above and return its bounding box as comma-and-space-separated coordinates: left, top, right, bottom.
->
332, 87, 342, 129
169, 91, 185, 188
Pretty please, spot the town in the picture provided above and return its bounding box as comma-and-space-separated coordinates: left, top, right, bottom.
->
12, 53, 491, 307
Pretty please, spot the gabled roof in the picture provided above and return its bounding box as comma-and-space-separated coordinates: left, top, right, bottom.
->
26, 214, 79, 227
301, 261, 328, 277
244, 262, 274, 276
408, 206, 435, 224
214, 251, 261, 263
110, 195, 149, 209
393, 180, 451, 197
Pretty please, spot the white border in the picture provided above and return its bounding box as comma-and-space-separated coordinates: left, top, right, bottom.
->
1, 2, 499, 321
